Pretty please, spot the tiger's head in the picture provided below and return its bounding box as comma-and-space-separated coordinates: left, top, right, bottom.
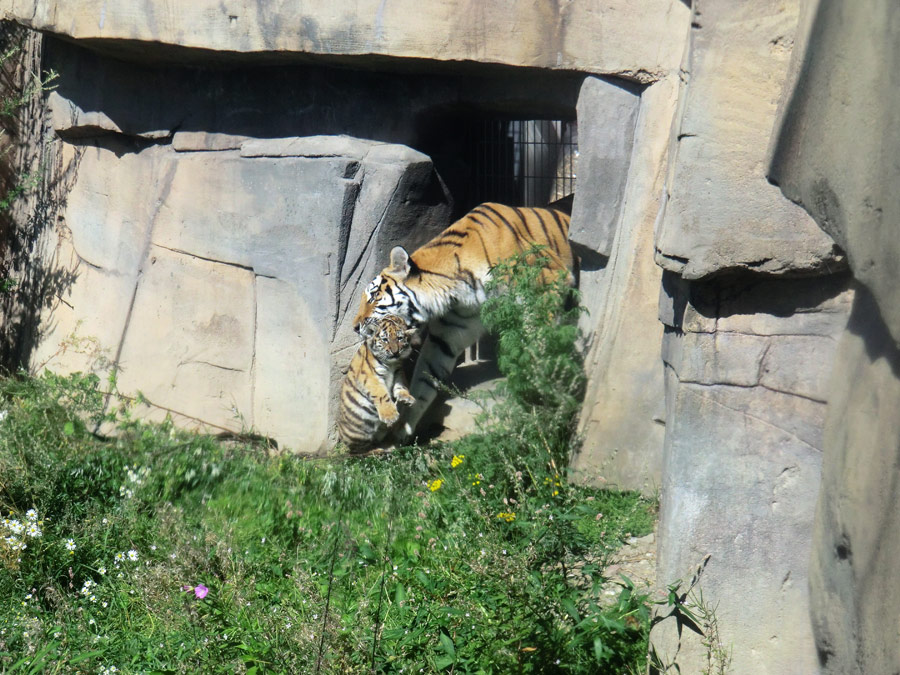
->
365, 314, 416, 364
353, 247, 425, 337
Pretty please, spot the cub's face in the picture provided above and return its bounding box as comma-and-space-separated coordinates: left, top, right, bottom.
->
366, 315, 415, 364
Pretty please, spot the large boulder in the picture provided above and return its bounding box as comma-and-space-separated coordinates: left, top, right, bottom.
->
654, 0, 842, 279
649, 1, 852, 671
30, 131, 451, 450
769, 0, 900, 671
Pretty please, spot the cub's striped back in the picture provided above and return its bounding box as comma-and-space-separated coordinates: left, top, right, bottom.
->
351, 202, 574, 440
337, 315, 416, 451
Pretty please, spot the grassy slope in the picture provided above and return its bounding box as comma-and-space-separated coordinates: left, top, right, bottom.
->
0, 255, 657, 674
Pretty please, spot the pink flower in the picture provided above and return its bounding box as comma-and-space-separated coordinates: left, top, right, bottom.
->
183, 583, 209, 599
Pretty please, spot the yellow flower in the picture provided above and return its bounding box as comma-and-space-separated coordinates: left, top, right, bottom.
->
496, 512, 516, 522
428, 479, 443, 492
451, 455, 465, 468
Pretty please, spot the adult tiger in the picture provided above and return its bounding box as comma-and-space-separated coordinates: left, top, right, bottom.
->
353, 202, 574, 439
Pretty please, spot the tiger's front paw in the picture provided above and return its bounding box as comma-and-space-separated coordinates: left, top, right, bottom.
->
377, 402, 400, 426
395, 388, 415, 406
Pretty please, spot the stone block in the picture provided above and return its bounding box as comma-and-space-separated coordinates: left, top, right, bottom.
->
770, 0, 900, 347
759, 335, 837, 402
655, 0, 842, 279
27, 236, 134, 378
652, 270, 852, 673
809, 289, 900, 675
572, 77, 683, 493
116, 246, 255, 432
254, 277, 329, 451
7, 0, 690, 80
173, 132, 250, 152
31, 126, 450, 450
569, 76, 640, 256
652, 371, 823, 675
62, 143, 168, 274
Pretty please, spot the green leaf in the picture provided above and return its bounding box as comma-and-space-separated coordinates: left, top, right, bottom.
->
593, 637, 605, 663
561, 598, 580, 622
63, 421, 75, 436
394, 583, 407, 605
69, 650, 102, 664
434, 656, 454, 670
439, 631, 456, 658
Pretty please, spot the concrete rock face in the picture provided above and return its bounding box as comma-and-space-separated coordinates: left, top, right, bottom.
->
652, 273, 851, 674
4, 0, 686, 81
28, 65, 452, 449
571, 77, 678, 493
655, 0, 843, 279
769, 1, 900, 672
649, 1, 852, 671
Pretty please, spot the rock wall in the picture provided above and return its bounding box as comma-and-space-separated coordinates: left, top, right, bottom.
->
4, 0, 685, 81
769, 0, 900, 672
648, 1, 850, 672
3, 0, 896, 671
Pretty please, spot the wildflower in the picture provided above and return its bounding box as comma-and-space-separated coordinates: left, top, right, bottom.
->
127, 549, 138, 562
114, 552, 125, 562
451, 454, 465, 468
65, 538, 76, 553
8, 520, 24, 535
25, 509, 37, 522
98, 566, 107, 575
25, 523, 42, 538
496, 512, 516, 523
183, 583, 209, 599
427, 479, 443, 492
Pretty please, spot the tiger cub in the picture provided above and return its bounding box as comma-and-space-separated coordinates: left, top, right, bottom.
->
352, 202, 573, 439
337, 314, 417, 451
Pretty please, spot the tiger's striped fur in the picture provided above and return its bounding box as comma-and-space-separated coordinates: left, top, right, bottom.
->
337, 315, 416, 451
352, 202, 573, 439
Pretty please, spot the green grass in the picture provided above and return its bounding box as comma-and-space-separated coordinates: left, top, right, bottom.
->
0, 253, 657, 673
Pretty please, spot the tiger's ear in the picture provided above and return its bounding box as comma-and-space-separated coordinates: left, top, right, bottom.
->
388, 246, 411, 277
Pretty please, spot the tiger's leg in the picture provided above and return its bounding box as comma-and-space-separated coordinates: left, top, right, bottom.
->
399, 309, 484, 439
392, 374, 415, 407
369, 379, 401, 426
537, 248, 576, 287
